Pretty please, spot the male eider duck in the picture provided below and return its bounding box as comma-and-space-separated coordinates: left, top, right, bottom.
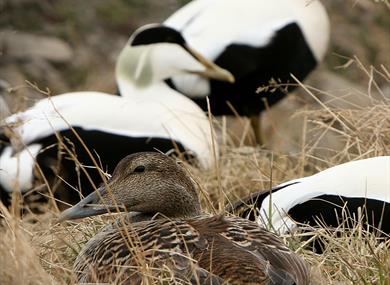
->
0, 31, 234, 207
59, 152, 310, 285
228, 156, 390, 238
131, 0, 329, 142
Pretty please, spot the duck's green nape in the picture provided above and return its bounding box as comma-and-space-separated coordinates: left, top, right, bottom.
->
116, 45, 154, 88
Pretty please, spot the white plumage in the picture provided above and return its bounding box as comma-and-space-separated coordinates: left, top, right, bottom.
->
231, 156, 390, 235
164, 0, 330, 99
0, 144, 41, 193
3, 90, 214, 169
0, 38, 233, 198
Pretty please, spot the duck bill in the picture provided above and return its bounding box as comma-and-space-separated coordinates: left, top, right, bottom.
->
185, 44, 235, 83
57, 188, 121, 222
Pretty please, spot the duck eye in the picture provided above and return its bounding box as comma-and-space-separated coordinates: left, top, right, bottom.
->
133, 165, 145, 173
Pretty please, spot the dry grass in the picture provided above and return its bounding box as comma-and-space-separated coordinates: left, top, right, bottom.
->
0, 62, 389, 284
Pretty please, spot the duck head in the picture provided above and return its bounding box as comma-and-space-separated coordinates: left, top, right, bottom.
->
115, 24, 234, 89
58, 152, 201, 221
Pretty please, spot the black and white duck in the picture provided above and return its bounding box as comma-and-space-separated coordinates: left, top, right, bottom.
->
129, 0, 330, 142
228, 156, 390, 237
0, 32, 234, 206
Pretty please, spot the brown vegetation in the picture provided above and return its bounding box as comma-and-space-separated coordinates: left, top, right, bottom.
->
0, 0, 389, 284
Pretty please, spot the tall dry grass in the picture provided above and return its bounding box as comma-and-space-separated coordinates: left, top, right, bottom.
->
0, 60, 389, 284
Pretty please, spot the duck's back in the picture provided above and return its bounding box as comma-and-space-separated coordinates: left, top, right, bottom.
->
166, 0, 328, 66
74, 215, 309, 285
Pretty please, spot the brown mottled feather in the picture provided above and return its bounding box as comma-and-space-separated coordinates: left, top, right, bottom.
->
74, 215, 309, 284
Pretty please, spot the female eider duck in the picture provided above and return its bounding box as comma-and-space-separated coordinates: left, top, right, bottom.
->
59, 152, 310, 285
0, 29, 234, 207
228, 156, 390, 238
132, 0, 330, 142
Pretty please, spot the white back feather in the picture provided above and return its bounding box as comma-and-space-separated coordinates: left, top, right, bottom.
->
4, 90, 215, 170
258, 156, 390, 233
166, 0, 329, 61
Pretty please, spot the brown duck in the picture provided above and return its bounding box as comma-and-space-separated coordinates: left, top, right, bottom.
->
59, 152, 310, 285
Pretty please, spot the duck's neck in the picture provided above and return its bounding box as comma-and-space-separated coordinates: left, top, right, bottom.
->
117, 76, 172, 99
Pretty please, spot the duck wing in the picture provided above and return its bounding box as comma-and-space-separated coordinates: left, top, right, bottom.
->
73, 218, 226, 284
218, 216, 310, 285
